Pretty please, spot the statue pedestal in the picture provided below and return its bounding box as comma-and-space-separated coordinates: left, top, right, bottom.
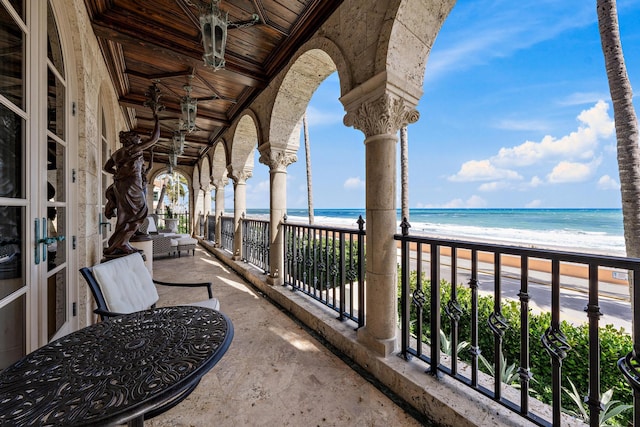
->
130, 239, 153, 276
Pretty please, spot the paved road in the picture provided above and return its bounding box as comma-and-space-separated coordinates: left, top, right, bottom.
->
402, 251, 632, 332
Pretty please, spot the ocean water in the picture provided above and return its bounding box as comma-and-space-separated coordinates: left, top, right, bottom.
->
245, 208, 626, 256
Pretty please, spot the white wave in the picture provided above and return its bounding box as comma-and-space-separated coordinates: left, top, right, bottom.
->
409, 221, 626, 256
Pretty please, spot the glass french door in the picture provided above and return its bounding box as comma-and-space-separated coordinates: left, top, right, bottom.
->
0, 0, 73, 369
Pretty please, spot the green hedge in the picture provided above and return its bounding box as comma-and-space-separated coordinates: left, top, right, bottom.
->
399, 270, 633, 425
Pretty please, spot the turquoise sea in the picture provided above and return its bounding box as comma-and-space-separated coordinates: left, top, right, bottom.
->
245, 208, 626, 256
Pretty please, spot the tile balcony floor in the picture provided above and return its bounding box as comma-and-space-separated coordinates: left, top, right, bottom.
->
147, 247, 426, 427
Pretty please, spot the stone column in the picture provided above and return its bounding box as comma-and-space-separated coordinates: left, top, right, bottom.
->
259, 144, 297, 285
228, 168, 251, 261
202, 183, 212, 237
212, 177, 228, 247
343, 92, 419, 357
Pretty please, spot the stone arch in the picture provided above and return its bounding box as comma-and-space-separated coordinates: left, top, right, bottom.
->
375, 0, 455, 101
210, 141, 229, 184
229, 113, 259, 179
199, 156, 211, 188
268, 45, 345, 151
290, 36, 352, 98
192, 164, 201, 194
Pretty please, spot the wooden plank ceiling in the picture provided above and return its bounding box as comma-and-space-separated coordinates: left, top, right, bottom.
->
84, 0, 342, 167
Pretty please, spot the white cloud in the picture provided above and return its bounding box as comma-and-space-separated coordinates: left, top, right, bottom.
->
525, 199, 542, 208
448, 102, 614, 191
425, 195, 487, 208
547, 160, 596, 183
558, 92, 610, 106
441, 198, 464, 208
449, 159, 522, 182
478, 181, 509, 192
529, 176, 544, 187
597, 174, 620, 190
466, 195, 487, 207
343, 176, 365, 190
491, 101, 614, 167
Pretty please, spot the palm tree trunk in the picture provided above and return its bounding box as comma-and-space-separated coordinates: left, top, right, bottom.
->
400, 125, 409, 222
598, 4, 640, 401
303, 111, 314, 225
156, 182, 166, 214
598, 0, 640, 259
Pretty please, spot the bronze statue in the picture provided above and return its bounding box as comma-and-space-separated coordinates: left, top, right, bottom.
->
104, 85, 162, 256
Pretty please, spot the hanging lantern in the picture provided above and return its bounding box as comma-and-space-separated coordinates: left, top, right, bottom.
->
196, 0, 259, 70
173, 130, 185, 154
199, 0, 228, 70
181, 86, 197, 133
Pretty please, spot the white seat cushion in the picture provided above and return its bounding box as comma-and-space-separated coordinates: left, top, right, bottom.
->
91, 252, 159, 313
176, 237, 197, 245
188, 298, 220, 311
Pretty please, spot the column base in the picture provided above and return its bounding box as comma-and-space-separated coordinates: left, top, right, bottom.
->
266, 274, 282, 286
357, 326, 398, 357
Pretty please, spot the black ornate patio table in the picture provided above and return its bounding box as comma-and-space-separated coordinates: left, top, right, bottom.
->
0, 305, 234, 426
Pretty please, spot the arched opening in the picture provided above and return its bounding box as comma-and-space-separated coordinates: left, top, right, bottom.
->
152, 170, 191, 234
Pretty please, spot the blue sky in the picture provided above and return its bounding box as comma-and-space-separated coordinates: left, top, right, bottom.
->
239, 0, 640, 210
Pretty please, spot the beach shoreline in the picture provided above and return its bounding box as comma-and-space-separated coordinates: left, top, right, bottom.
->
280, 215, 630, 287
401, 240, 629, 287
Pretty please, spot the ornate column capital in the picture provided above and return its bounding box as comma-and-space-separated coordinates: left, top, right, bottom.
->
343, 93, 419, 138
212, 177, 229, 189
227, 166, 253, 184
258, 147, 297, 173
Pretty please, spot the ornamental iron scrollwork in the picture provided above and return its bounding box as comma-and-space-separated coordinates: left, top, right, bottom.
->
618, 352, 640, 393
345, 263, 358, 282
445, 300, 463, 322
488, 312, 509, 338
412, 288, 426, 309
541, 326, 571, 361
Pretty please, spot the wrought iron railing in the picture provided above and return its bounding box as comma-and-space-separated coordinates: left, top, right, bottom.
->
220, 216, 234, 253
198, 214, 205, 236
395, 219, 640, 427
283, 216, 365, 327
207, 214, 216, 242
241, 218, 270, 273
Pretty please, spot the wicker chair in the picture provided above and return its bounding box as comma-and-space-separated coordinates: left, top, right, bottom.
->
140, 217, 178, 259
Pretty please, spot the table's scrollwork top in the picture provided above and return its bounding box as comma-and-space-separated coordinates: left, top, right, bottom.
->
0, 306, 233, 426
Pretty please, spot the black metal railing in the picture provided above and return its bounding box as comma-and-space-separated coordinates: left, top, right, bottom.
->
207, 214, 216, 242
198, 214, 205, 236
242, 218, 270, 273
395, 219, 640, 427
220, 216, 234, 253
283, 216, 365, 327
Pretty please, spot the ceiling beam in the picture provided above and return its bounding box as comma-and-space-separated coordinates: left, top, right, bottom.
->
117, 94, 231, 127
91, 21, 267, 87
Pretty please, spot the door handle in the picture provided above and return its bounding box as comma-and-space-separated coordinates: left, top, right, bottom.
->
34, 218, 41, 265
35, 217, 65, 264
98, 213, 112, 235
